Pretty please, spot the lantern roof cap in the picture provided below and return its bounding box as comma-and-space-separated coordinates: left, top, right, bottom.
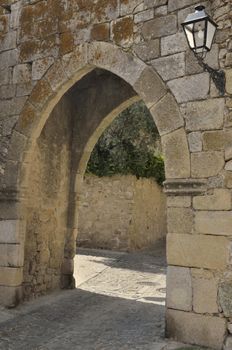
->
182, 5, 209, 24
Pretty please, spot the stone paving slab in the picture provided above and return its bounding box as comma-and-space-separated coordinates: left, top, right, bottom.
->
0, 246, 210, 350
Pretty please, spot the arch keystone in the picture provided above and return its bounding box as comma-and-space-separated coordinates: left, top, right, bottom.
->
88, 42, 146, 86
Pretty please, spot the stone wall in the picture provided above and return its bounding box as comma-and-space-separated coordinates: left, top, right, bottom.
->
77, 175, 166, 251
0, 0, 231, 348
23, 94, 73, 299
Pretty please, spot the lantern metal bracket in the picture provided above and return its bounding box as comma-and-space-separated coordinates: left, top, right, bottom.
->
194, 52, 225, 96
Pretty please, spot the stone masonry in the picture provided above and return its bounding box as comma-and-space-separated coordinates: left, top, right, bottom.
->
77, 175, 166, 251
0, 0, 231, 349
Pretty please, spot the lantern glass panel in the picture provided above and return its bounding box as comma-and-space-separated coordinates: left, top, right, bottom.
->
206, 21, 216, 50
184, 24, 195, 49
193, 19, 206, 52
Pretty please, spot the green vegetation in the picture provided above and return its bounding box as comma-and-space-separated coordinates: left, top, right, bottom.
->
86, 101, 165, 185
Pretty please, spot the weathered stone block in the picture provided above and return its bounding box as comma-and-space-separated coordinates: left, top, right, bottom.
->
112, 16, 133, 46
167, 196, 191, 208
195, 211, 232, 235
0, 85, 16, 100
225, 146, 232, 161
167, 233, 228, 270
134, 67, 166, 108
192, 269, 218, 314
0, 285, 22, 307
151, 52, 185, 81
142, 15, 177, 40
168, 0, 200, 12
219, 281, 232, 317
91, 23, 110, 41
45, 61, 68, 92
133, 39, 160, 62
32, 57, 54, 81
191, 151, 224, 178
167, 207, 193, 234
16, 81, 36, 97
0, 31, 17, 51
0, 267, 23, 286
144, 0, 167, 9
188, 132, 202, 152
29, 79, 54, 110
120, 0, 142, 15
88, 42, 146, 86
162, 128, 190, 179
134, 9, 153, 23
203, 130, 232, 151
161, 32, 187, 56
167, 266, 192, 311
166, 309, 226, 350
7, 130, 27, 161
168, 73, 209, 103
0, 49, 18, 69
226, 69, 232, 94
0, 220, 22, 243
150, 93, 184, 135
193, 189, 231, 211
224, 336, 232, 350
0, 97, 27, 119
225, 160, 232, 171
62, 45, 89, 79
182, 99, 224, 131
0, 244, 24, 267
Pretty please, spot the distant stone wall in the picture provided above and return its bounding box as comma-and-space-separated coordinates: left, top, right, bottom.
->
77, 175, 167, 251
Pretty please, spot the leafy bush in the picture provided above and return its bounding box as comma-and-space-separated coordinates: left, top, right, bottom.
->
86, 101, 165, 185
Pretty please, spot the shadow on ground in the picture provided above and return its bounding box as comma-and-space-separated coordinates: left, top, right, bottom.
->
0, 289, 165, 350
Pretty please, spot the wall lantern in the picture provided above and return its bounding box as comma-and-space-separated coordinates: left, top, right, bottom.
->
182, 5, 225, 95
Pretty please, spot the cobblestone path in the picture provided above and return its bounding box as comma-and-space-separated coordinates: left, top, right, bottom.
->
0, 244, 205, 350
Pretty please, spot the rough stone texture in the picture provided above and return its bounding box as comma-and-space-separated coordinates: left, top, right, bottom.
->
0, 1, 230, 348
166, 309, 226, 350
168, 0, 200, 12
193, 189, 231, 211
167, 207, 193, 234
166, 266, 192, 311
182, 99, 224, 132
0, 267, 23, 286
77, 175, 167, 251
203, 130, 232, 151
133, 67, 166, 108
133, 40, 160, 62
187, 132, 202, 152
167, 196, 191, 208
167, 73, 210, 103
0, 244, 23, 267
161, 32, 187, 56
224, 336, 232, 350
151, 52, 185, 81
150, 93, 184, 136
195, 211, 232, 235
192, 269, 218, 314
191, 151, 224, 178
0, 220, 22, 244
142, 15, 177, 40
218, 281, 232, 318
161, 128, 190, 179
167, 233, 228, 270
225, 69, 232, 94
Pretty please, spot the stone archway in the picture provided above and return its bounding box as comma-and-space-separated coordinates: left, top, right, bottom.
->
0, 41, 228, 349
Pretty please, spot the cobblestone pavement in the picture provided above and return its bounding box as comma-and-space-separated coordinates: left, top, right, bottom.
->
0, 243, 206, 350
